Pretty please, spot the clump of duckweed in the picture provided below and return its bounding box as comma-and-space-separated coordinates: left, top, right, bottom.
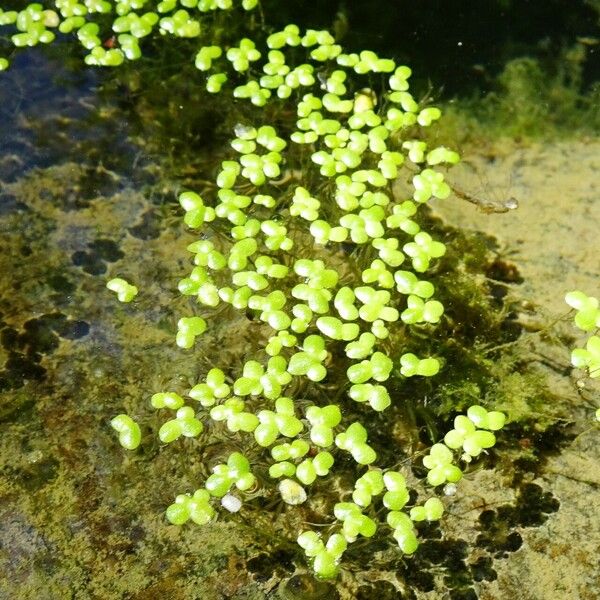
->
105, 18, 506, 578
106, 277, 138, 302
0, 0, 259, 69
1, 0, 518, 585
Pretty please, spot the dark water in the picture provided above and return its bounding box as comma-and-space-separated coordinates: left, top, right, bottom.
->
266, 0, 600, 97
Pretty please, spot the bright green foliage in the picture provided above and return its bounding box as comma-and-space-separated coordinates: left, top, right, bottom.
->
195, 45, 221, 70
232, 358, 292, 398
271, 439, 310, 462
566, 290, 600, 382
344, 332, 376, 359
106, 277, 138, 302
565, 290, 600, 332
7, 4, 56, 48
227, 38, 260, 72
235, 269, 268, 292
254, 256, 289, 279
427, 146, 460, 166
269, 460, 296, 478
372, 237, 404, 267
77, 22, 100, 49
178, 265, 213, 298
403, 232, 446, 272
571, 335, 600, 379
306, 404, 341, 446
423, 443, 463, 486
294, 258, 338, 288
209, 397, 259, 432
354, 286, 399, 323
389, 65, 412, 90
187, 240, 226, 271
347, 352, 393, 384
466, 405, 507, 431
295, 451, 334, 484
261, 220, 293, 251
176, 316, 206, 348
371, 318, 390, 339
265, 330, 297, 356
158, 406, 203, 443
386, 201, 420, 235
297, 531, 347, 579
151, 391, 185, 410
159, 10, 200, 38
333, 287, 358, 321
0, 0, 257, 70
401, 295, 444, 324
166, 489, 215, 525
215, 189, 252, 226
394, 270, 434, 298
412, 168, 451, 203
309, 219, 348, 244
99, 21, 493, 575
423, 405, 507, 485
443, 415, 498, 458
316, 315, 359, 341
110, 414, 141, 449
348, 383, 391, 411
334, 502, 377, 540
388, 510, 419, 554
399, 353, 440, 377
254, 397, 304, 446
205, 451, 256, 497
362, 259, 394, 288
417, 107, 442, 126
291, 186, 320, 221
382, 471, 410, 510
227, 236, 257, 270
335, 422, 377, 465
267, 23, 301, 49
234, 80, 271, 106
188, 368, 230, 407
248, 290, 289, 329
85, 45, 125, 66
287, 334, 328, 381
179, 191, 216, 228
352, 470, 384, 507
403, 140, 427, 163
410, 497, 445, 521
206, 72, 227, 93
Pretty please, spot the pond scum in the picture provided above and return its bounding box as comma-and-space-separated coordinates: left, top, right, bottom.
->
1, 0, 598, 594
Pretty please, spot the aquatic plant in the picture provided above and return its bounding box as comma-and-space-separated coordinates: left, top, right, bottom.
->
1, 0, 510, 582
565, 290, 600, 423
106, 277, 138, 302
566, 290, 600, 380
0, 0, 259, 69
